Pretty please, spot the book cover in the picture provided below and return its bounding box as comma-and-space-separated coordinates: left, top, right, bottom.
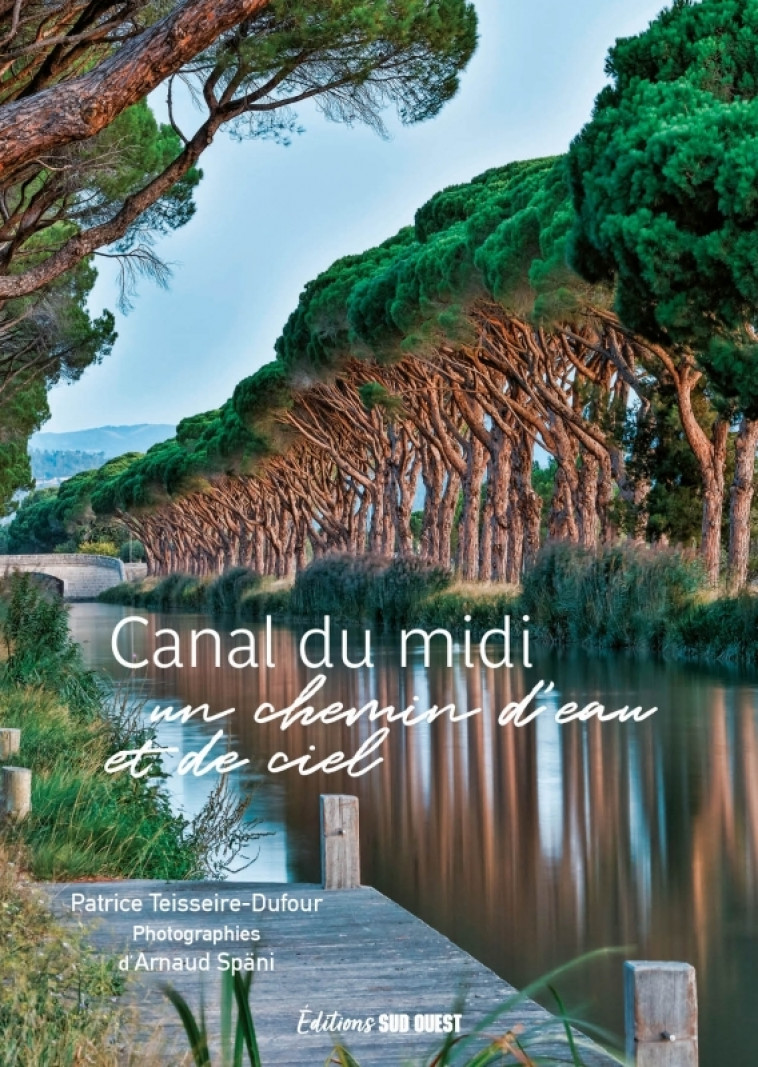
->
0, 1, 753, 1064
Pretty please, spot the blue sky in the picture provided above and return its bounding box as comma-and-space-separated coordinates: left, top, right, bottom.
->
45, 0, 667, 433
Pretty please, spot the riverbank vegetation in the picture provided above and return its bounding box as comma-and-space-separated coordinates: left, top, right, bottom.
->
100, 542, 758, 665
0, 574, 252, 880
0, 843, 129, 1067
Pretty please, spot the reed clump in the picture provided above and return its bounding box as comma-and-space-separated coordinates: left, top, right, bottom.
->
100, 569, 291, 621
521, 542, 705, 653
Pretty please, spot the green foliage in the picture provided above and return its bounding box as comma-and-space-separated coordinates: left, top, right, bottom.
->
415, 588, 519, 637
91, 371, 289, 513
99, 572, 291, 624
0, 576, 193, 879
164, 970, 261, 1067
225, 0, 477, 131
669, 593, 758, 664
92, 155, 612, 514
0, 378, 48, 517
0, 574, 100, 713
0, 94, 202, 513
5, 453, 144, 554
0, 263, 116, 513
521, 542, 704, 652
0, 683, 199, 881
291, 554, 451, 628
207, 568, 264, 614
78, 540, 120, 557
568, 0, 758, 411
0, 848, 125, 1066
5, 488, 61, 553
118, 538, 146, 562
275, 157, 590, 378
358, 380, 405, 417
0, 573, 257, 881
627, 386, 709, 545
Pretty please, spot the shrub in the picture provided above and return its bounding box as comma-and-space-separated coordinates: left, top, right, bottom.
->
78, 540, 119, 557
416, 588, 520, 636
521, 542, 704, 652
207, 567, 262, 614
669, 594, 758, 664
118, 539, 146, 562
291, 554, 451, 628
0, 846, 126, 1066
0, 574, 100, 713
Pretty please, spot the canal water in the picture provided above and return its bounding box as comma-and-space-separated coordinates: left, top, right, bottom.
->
70, 602, 758, 1063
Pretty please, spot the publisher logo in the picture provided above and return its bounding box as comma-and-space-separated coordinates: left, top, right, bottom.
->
297, 1008, 463, 1036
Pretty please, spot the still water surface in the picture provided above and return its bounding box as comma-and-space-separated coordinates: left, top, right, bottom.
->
70, 602, 758, 1064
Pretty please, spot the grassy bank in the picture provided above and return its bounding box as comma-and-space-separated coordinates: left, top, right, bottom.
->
0, 577, 200, 1064
101, 545, 758, 664
0, 844, 129, 1066
0, 574, 253, 881
100, 567, 292, 620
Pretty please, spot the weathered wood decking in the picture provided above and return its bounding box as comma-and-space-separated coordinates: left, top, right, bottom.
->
43, 879, 620, 1066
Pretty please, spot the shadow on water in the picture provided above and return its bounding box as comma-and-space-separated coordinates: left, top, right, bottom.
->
70, 602, 758, 1064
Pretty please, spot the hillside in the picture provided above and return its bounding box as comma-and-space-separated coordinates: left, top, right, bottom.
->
30, 425, 175, 459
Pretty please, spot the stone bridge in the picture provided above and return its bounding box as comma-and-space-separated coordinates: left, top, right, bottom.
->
0, 554, 126, 601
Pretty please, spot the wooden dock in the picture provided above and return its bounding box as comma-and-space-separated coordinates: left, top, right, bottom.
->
43, 878, 619, 1066
35, 796, 696, 1065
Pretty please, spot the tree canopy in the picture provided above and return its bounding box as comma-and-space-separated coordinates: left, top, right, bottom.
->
0, 0, 477, 299
91, 157, 615, 514
568, 0, 758, 412
5, 452, 143, 553
0, 0, 478, 512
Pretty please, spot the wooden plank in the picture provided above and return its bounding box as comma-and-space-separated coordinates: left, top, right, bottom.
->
321, 794, 360, 889
625, 962, 698, 1066
43, 879, 620, 1066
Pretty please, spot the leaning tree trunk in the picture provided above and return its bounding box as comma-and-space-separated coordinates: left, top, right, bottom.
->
728, 417, 758, 592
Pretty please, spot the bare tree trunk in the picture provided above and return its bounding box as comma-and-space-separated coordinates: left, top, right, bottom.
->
729, 416, 758, 591
489, 432, 511, 582
420, 442, 444, 562
458, 433, 486, 581
576, 451, 600, 550
511, 430, 541, 578
700, 422, 728, 587
438, 471, 460, 570
0, 0, 270, 184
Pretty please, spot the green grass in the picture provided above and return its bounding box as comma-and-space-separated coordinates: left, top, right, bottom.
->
0, 843, 128, 1067
0, 573, 245, 881
0, 683, 200, 880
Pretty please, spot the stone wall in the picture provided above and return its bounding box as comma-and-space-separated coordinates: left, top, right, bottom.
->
0, 554, 126, 601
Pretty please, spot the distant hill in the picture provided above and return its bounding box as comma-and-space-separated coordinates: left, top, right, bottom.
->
30, 424, 175, 459
31, 449, 107, 485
